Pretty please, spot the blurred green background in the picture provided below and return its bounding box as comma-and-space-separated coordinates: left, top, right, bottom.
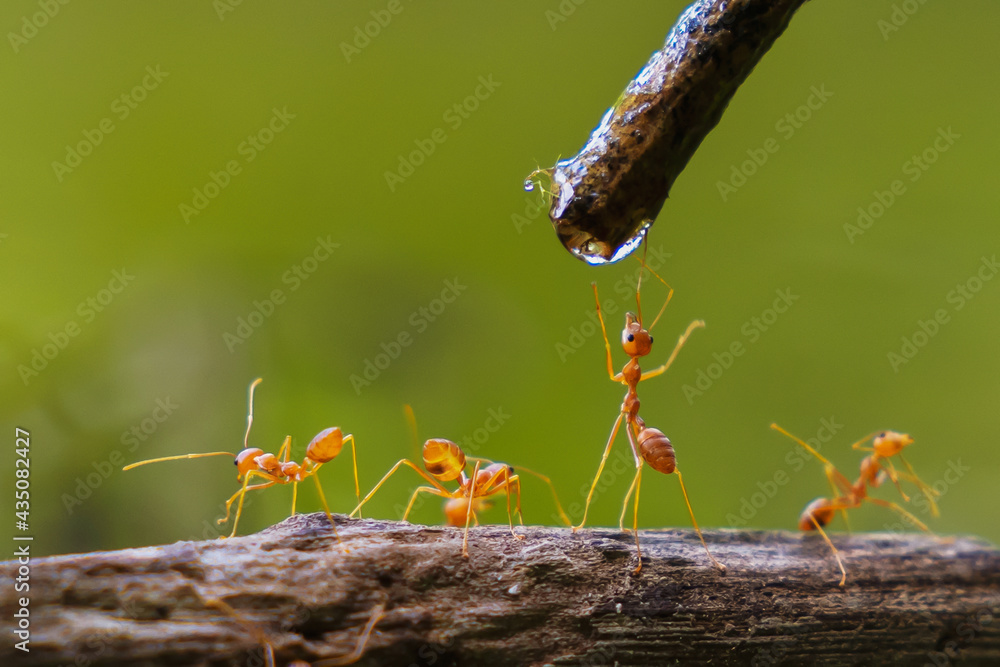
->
2, 0, 997, 557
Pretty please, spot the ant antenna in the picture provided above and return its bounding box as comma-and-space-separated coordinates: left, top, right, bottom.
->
403, 404, 421, 460
639, 257, 674, 332
635, 240, 650, 324
244, 378, 263, 450
512, 464, 572, 527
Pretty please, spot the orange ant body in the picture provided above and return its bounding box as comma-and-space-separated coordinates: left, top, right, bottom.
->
771, 423, 940, 585
123, 378, 361, 550
575, 260, 725, 574
350, 406, 570, 557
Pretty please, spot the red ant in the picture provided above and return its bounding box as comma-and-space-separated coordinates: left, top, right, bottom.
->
771, 423, 940, 585
574, 259, 725, 574
350, 406, 570, 557
124, 378, 361, 551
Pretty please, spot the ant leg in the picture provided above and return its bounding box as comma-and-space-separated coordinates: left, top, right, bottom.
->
470, 466, 523, 537
462, 460, 482, 558
619, 421, 643, 532
503, 474, 524, 540
894, 454, 941, 517
512, 477, 525, 527
515, 466, 571, 527
229, 473, 254, 539
276, 435, 292, 462
675, 469, 726, 574
771, 423, 855, 494
277, 435, 296, 516
311, 603, 386, 667
631, 465, 643, 574
849, 432, 879, 451
806, 512, 847, 587
639, 319, 705, 381
228, 470, 284, 538
310, 471, 347, 553
865, 497, 933, 533
342, 434, 363, 518
350, 459, 448, 518
218, 482, 275, 526
592, 283, 622, 382
878, 459, 911, 502
575, 411, 626, 531
823, 465, 852, 532
402, 486, 448, 521
619, 464, 640, 532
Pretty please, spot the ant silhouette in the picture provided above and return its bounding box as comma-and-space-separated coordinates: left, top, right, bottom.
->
574, 257, 725, 574
124, 378, 361, 550
350, 405, 570, 557
771, 423, 940, 585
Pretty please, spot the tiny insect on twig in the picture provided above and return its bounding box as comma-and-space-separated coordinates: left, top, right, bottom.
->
575, 248, 724, 574
771, 423, 940, 586
123, 378, 361, 551
350, 405, 570, 558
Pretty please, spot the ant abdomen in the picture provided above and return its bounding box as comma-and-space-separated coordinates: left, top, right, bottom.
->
637, 427, 676, 474
423, 438, 466, 482
306, 427, 345, 463
799, 497, 835, 531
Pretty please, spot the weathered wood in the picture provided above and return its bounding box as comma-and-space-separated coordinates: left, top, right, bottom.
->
538, 0, 811, 264
3, 515, 999, 666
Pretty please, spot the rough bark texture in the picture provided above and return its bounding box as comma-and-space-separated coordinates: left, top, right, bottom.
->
3, 515, 999, 666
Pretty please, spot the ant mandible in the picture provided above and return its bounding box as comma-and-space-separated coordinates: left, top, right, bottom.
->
123, 378, 361, 551
770, 423, 940, 585
350, 405, 571, 557
574, 258, 725, 574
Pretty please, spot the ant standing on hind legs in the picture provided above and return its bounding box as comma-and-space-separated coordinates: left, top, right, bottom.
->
573, 251, 726, 575
123, 378, 362, 552
770, 423, 940, 586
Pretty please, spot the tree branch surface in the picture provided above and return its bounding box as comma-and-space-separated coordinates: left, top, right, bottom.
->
3, 515, 999, 666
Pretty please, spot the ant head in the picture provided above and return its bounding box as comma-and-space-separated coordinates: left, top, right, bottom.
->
306, 427, 344, 464
423, 438, 465, 482
872, 431, 914, 458
477, 462, 514, 485
234, 448, 264, 477
621, 312, 653, 358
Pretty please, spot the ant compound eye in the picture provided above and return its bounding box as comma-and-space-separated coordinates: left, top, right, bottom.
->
627, 334, 635, 342
879, 432, 886, 438
649, 336, 654, 344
